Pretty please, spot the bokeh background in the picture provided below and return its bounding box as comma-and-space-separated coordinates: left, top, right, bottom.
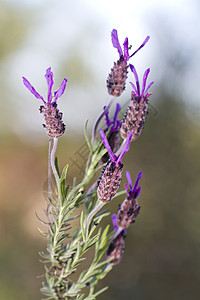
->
1, 0, 200, 299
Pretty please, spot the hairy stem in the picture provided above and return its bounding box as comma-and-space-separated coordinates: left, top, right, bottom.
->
48, 138, 53, 200
51, 137, 59, 183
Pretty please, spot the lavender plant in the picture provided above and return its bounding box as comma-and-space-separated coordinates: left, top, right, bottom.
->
23, 29, 153, 299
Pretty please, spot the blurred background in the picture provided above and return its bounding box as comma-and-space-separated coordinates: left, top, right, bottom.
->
0, 0, 200, 299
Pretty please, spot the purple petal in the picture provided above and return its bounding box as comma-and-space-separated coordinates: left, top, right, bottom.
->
126, 171, 133, 192
100, 129, 116, 162
111, 214, 118, 232
130, 64, 140, 96
124, 183, 129, 197
22, 77, 45, 103
54, 78, 68, 102
117, 131, 133, 163
129, 35, 150, 58
132, 171, 143, 196
111, 29, 123, 57
45, 67, 54, 103
130, 81, 138, 95
145, 92, 152, 98
141, 68, 150, 97
123, 37, 129, 61
144, 81, 154, 97
104, 106, 112, 129
113, 103, 121, 128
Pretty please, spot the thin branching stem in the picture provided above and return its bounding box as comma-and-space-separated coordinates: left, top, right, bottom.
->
92, 95, 116, 143
51, 137, 59, 183
86, 201, 104, 238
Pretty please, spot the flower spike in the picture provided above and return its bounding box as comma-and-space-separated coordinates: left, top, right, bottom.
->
107, 214, 126, 266
97, 130, 132, 203
23, 68, 68, 138
120, 64, 154, 141
107, 29, 150, 97
117, 171, 142, 229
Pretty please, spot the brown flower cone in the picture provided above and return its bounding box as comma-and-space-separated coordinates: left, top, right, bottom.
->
40, 103, 66, 138
107, 233, 125, 265
120, 94, 148, 141
117, 198, 140, 229
107, 58, 128, 97
97, 160, 123, 202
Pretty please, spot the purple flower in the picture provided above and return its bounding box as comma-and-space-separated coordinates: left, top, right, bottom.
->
129, 64, 154, 99
22, 68, 68, 138
111, 29, 150, 63
107, 214, 126, 265
22, 67, 67, 104
107, 29, 150, 97
97, 130, 132, 203
104, 103, 121, 132
117, 171, 142, 228
125, 170, 142, 200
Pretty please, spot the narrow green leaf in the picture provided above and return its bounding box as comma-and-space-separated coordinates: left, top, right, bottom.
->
80, 211, 86, 242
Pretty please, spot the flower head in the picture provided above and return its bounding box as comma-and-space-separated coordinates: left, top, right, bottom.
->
117, 171, 142, 228
120, 65, 154, 141
22, 68, 68, 138
107, 29, 150, 97
22, 67, 67, 104
107, 214, 126, 266
111, 29, 150, 63
97, 130, 132, 203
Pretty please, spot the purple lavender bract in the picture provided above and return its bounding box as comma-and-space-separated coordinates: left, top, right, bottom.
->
97, 129, 132, 202
107, 29, 150, 97
120, 64, 154, 141
23, 67, 67, 138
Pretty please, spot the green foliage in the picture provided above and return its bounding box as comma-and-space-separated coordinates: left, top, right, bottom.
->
39, 128, 120, 299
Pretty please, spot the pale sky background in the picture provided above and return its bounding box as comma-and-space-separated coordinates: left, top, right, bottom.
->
1, 0, 200, 142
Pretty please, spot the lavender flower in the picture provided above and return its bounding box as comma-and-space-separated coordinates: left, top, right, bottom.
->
117, 171, 142, 229
107, 214, 126, 266
120, 64, 154, 141
101, 103, 121, 163
107, 29, 150, 97
23, 67, 67, 138
97, 129, 132, 203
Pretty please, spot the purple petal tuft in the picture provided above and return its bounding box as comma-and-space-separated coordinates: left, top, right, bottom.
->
141, 68, 150, 97
130, 64, 140, 96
